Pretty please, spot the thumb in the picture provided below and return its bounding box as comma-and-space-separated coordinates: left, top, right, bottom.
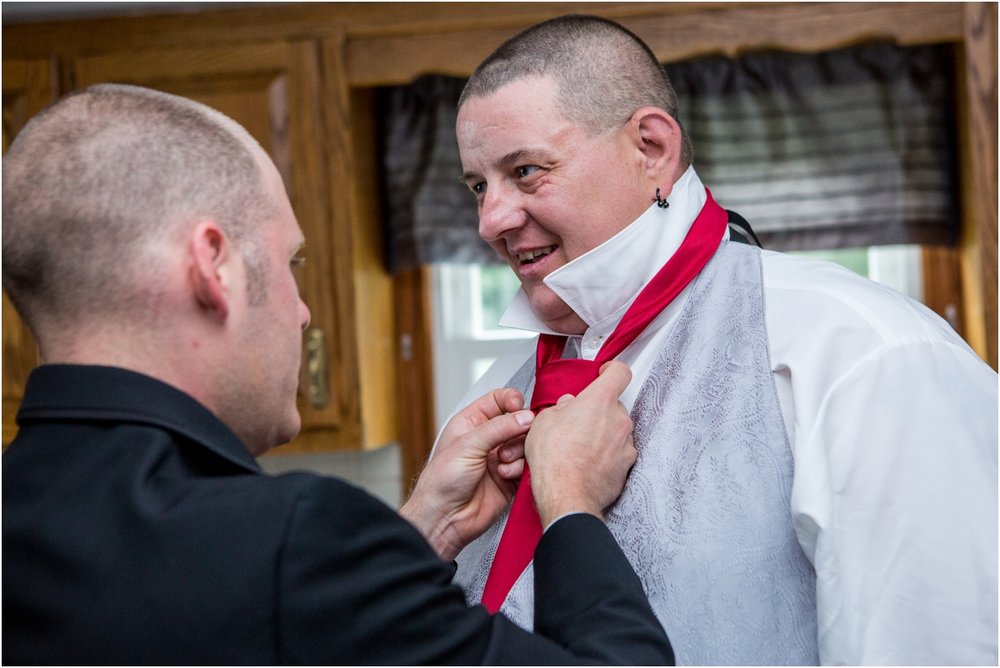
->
437, 387, 526, 447
458, 409, 534, 456
585, 360, 632, 400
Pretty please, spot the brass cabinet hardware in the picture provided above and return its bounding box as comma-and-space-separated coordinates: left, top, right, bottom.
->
305, 327, 330, 409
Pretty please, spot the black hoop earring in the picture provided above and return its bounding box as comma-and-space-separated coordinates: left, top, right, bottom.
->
655, 188, 670, 209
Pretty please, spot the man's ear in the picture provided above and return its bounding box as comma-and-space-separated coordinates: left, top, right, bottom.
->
189, 221, 235, 322
629, 106, 683, 181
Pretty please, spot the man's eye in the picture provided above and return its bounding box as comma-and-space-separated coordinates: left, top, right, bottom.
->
470, 182, 486, 195
291, 256, 306, 270
516, 165, 539, 178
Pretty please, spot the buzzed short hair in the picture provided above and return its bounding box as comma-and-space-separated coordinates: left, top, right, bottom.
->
459, 14, 693, 166
2, 84, 274, 334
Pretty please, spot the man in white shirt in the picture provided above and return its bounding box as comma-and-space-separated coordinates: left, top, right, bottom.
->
446, 14, 998, 665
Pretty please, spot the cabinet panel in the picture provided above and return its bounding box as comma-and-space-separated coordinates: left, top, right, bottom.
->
70, 42, 363, 450
2, 58, 56, 446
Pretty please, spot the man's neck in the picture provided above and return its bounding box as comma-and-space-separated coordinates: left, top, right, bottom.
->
41, 326, 217, 419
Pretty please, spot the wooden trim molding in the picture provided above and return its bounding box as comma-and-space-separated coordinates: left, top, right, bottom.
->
393, 268, 437, 495
2, 4, 968, 72
955, 2, 998, 369
345, 3, 965, 85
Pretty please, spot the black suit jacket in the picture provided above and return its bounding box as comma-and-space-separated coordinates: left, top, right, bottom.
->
3, 365, 673, 665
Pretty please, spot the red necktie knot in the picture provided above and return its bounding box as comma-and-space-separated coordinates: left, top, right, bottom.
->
530, 358, 601, 411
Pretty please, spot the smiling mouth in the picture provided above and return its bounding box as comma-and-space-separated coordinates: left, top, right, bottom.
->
516, 245, 557, 265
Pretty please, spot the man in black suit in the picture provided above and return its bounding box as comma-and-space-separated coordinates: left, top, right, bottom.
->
1, 83, 672, 665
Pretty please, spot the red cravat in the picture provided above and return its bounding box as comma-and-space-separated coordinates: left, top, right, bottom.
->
480, 189, 729, 613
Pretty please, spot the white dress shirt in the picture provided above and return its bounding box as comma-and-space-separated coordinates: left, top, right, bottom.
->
458, 167, 998, 665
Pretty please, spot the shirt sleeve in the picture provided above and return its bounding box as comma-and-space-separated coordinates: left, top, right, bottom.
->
790, 340, 998, 664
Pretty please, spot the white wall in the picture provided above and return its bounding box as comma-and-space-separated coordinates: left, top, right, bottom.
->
258, 443, 403, 509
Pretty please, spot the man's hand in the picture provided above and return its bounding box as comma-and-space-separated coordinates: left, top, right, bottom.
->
527, 361, 636, 527
400, 388, 532, 561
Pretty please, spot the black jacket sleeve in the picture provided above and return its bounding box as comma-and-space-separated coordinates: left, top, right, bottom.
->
275, 478, 673, 665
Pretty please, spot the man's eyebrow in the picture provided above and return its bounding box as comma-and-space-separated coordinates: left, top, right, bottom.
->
498, 148, 536, 170
461, 149, 535, 183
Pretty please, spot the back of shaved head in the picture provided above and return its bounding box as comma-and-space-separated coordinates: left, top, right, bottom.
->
2, 84, 274, 338
459, 14, 693, 166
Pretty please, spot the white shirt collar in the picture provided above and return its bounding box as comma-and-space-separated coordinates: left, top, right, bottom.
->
499, 166, 709, 335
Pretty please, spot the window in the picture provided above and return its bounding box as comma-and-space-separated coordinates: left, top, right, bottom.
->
430, 264, 531, 430
792, 245, 923, 302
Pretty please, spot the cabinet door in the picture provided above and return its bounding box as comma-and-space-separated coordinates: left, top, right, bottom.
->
2, 58, 56, 446
71, 42, 361, 450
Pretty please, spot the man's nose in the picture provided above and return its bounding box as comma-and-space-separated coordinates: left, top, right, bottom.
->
299, 299, 311, 331
478, 185, 524, 242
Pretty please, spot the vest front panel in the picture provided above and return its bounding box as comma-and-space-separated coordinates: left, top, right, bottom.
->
454, 242, 819, 664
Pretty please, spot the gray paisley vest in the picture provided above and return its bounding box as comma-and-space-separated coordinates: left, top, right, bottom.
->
454, 242, 819, 665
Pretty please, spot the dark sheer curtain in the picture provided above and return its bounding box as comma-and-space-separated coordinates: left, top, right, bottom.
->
669, 42, 958, 250
378, 76, 494, 272
378, 42, 958, 273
